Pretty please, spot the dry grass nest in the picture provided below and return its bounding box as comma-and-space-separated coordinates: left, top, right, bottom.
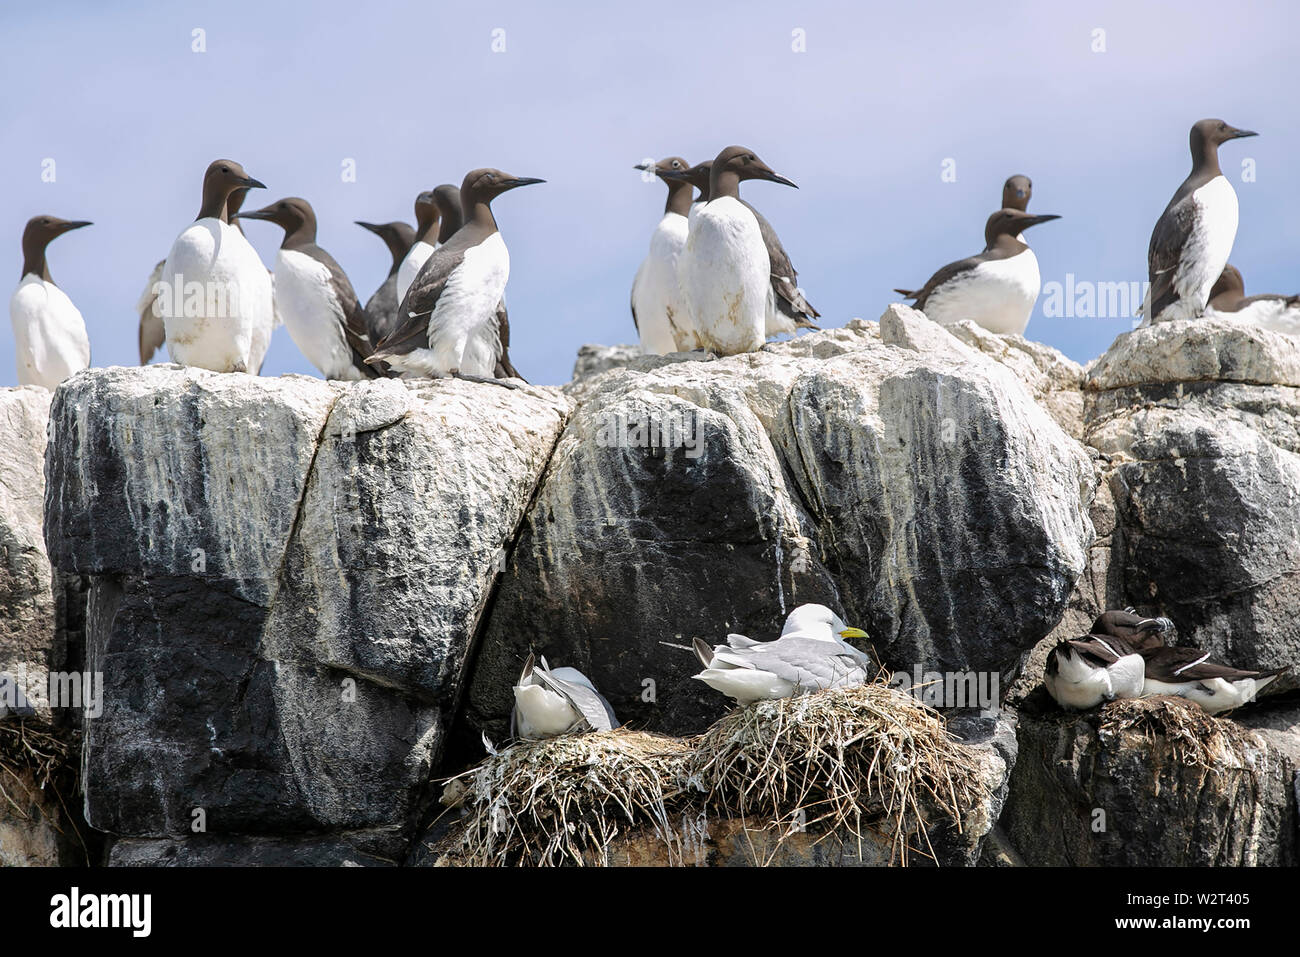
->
436, 678, 993, 866
1097, 695, 1270, 772
0, 719, 88, 859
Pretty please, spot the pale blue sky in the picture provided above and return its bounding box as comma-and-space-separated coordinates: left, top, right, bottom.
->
3, 1, 1297, 386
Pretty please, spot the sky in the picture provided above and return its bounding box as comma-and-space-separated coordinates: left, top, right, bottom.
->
2, 0, 1297, 387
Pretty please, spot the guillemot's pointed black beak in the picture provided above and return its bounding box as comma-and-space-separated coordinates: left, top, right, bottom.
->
233, 206, 275, 221
658, 168, 691, 181
241, 175, 267, 190
1226, 127, 1258, 140
501, 177, 545, 190
753, 166, 797, 188
60, 220, 93, 231
355, 221, 383, 234
633, 163, 652, 171
1024, 213, 1061, 228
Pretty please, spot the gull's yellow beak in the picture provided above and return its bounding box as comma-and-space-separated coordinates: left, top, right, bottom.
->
839, 627, 869, 640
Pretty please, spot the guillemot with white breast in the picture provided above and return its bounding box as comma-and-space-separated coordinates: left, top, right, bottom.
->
355, 219, 415, 346
9, 215, 92, 389
1204, 264, 1300, 337
1043, 634, 1146, 711
1141, 118, 1257, 324
367, 167, 539, 385
139, 189, 255, 366
895, 207, 1060, 335
395, 189, 440, 305
160, 159, 273, 373
677, 146, 800, 356
237, 197, 380, 380
669, 158, 818, 341
631, 156, 693, 355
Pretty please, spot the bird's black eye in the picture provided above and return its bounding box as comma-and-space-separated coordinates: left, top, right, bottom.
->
220, 166, 230, 173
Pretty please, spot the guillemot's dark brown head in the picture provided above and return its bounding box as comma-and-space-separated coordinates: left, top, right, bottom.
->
1189, 119, 1257, 175
412, 190, 439, 241
1209, 263, 1245, 301
660, 160, 713, 202
709, 145, 797, 200
983, 208, 1061, 248
459, 168, 545, 230
432, 184, 463, 242
236, 196, 317, 249
356, 220, 416, 270
198, 159, 266, 222
634, 157, 694, 215
1002, 175, 1032, 212
20, 215, 91, 282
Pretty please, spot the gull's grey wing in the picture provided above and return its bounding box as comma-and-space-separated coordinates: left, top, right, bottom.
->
534, 664, 616, 731
734, 637, 867, 691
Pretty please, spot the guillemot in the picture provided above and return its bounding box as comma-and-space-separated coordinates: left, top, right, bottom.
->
1002, 174, 1031, 213
677, 146, 799, 356
1089, 608, 1173, 651
1139, 646, 1286, 715
1141, 118, 1257, 323
237, 197, 379, 380
1204, 264, 1300, 337
9, 215, 92, 389
160, 159, 273, 373
395, 190, 440, 305
355, 220, 415, 345
669, 158, 818, 341
692, 604, 871, 705
139, 189, 253, 365
511, 653, 617, 740
894, 207, 1060, 335
367, 168, 539, 384
1043, 635, 1146, 711
630, 156, 693, 355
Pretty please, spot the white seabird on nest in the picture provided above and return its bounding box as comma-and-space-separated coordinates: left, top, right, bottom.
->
510, 654, 618, 741
692, 603, 872, 705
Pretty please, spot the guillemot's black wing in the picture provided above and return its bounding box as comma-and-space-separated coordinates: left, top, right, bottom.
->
493, 300, 526, 382
1146, 187, 1199, 320
1141, 646, 1282, 683
897, 253, 986, 311
1089, 609, 1171, 651
303, 242, 381, 379
742, 199, 819, 327
370, 238, 470, 363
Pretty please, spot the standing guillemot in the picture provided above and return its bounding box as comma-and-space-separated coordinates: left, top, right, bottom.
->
1204, 264, 1300, 337
894, 207, 1060, 335
630, 156, 693, 355
395, 190, 439, 304
677, 146, 799, 356
1138, 646, 1287, 715
161, 159, 273, 373
139, 189, 254, 366
1043, 635, 1146, 711
1140, 118, 1257, 324
355, 220, 416, 345
669, 158, 819, 341
9, 216, 92, 389
510, 654, 618, 740
237, 197, 380, 381
367, 167, 540, 384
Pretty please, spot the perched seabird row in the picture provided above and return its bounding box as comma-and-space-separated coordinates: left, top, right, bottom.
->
1044, 608, 1287, 715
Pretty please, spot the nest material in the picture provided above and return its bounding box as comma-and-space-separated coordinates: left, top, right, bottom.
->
1097, 695, 1268, 772
444, 729, 694, 866
0, 720, 75, 833
686, 682, 987, 865
437, 677, 993, 867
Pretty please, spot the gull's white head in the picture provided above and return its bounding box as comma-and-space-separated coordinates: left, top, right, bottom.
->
780, 603, 869, 644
